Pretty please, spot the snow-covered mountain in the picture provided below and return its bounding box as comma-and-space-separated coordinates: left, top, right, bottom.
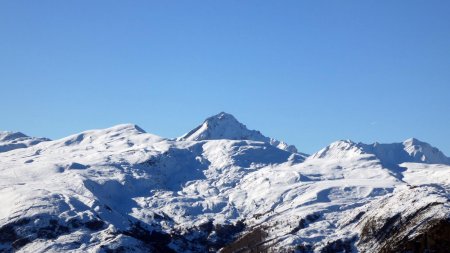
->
311, 138, 450, 166
0, 131, 49, 153
178, 112, 299, 153
0, 113, 449, 253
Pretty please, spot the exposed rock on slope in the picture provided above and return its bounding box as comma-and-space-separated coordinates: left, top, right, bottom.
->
356, 185, 450, 253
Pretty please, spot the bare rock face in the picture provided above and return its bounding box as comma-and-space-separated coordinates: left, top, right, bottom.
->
219, 227, 268, 253
357, 185, 450, 253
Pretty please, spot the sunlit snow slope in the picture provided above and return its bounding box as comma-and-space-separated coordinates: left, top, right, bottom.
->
0, 113, 449, 253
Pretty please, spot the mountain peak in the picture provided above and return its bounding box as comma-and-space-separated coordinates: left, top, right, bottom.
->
178, 112, 264, 142
178, 112, 298, 153
0, 131, 50, 153
311, 138, 450, 165
0, 131, 28, 142
311, 139, 364, 159
401, 138, 449, 164
211, 111, 237, 121
403, 137, 423, 145
56, 123, 149, 147
204, 112, 243, 125
109, 123, 146, 134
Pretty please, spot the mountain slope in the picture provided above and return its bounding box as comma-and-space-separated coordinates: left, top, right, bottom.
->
356, 185, 450, 253
0, 119, 303, 252
0, 114, 449, 253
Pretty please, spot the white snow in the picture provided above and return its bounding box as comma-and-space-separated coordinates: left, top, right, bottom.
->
311, 138, 450, 166
178, 112, 299, 153
0, 131, 49, 153
0, 113, 448, 252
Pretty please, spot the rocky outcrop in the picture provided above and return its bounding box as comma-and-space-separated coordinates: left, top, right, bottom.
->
357, 185, 450, 253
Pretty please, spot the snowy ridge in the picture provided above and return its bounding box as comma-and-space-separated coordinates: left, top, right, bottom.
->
311, 138, 450, 166
0, 131, 49, 153
0, 113, 449, 253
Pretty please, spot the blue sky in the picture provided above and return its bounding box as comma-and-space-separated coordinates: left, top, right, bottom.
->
1, 1, 449, 155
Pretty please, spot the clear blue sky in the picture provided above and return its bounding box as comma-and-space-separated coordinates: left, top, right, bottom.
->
1, 1, 449, 155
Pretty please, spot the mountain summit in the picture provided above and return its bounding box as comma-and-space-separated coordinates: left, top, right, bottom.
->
401, 138, 450, 164
178, 112, 298, 153
311, 138, 450, 165
0, 131, 49, 153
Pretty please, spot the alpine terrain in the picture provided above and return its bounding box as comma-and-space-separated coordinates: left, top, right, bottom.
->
0, 112, 449, 253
